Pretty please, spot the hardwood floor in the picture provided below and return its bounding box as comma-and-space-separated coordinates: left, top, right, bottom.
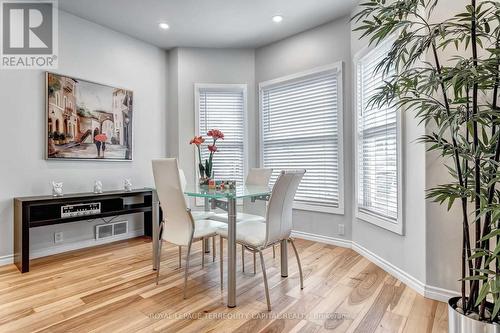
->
0, 237, 447, 332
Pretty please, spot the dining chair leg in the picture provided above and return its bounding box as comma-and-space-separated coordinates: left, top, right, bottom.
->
289, 239, 304, 290
183, 241, 193, 299
212, 236, 216, 262
201, 238, 205, 269
253, 252, 256, 274
155, 239, 163, 285
273, 245, 276, 259
219, 236, 224, 291
178, 246, 182, 269
241, 246, 245, 272
258, 250, 271, 311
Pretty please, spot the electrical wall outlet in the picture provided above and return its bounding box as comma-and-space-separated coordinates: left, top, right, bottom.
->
54, 231, 63, 243
338, 224, 345, 236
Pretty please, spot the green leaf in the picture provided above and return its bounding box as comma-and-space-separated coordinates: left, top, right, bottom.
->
492, 296, 500, 318
463, 275, 488, 280
468, 251, 487, 260
493, 242, 500, 257
480, 229, 500, 242
475, 281, 490, 307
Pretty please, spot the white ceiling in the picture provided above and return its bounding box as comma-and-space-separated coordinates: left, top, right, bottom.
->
59, 0, 358, 49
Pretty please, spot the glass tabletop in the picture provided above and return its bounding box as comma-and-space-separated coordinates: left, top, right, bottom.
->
184, 185, 271, 199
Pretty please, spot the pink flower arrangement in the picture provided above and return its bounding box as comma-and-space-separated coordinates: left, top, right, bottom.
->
190, 129, 224, 180
189, 136, 205, 145
207, 129, 224, 140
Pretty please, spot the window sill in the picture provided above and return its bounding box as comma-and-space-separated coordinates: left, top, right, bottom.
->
293, 202, 344, 215
356, 210, 403, 235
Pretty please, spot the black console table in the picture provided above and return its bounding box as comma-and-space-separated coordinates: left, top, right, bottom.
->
14, 188, 158, 273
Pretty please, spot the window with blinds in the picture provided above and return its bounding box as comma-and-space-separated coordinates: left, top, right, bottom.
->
260, 64, 343, 213
196, 84, 247, 186
355, 38, 403, 234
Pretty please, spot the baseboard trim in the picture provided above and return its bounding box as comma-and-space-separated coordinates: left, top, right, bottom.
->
0, 254, 14, 266
424, 285, 460, 303
291, 230, 351, 248
291, 229, 459, 303
0, 230, 143, 267
351, 241, 426, 296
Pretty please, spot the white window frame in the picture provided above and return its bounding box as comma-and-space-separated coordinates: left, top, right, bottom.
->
194, 83, 249, 189
353, 40, 404, 235
258, 62, 344, 215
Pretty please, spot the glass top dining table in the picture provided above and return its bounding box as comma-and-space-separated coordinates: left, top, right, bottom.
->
183, 184, 271, 200
182, 184, 289, 308
151, 184, 289, 308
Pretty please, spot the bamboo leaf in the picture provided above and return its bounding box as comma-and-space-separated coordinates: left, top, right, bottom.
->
480, 229, 500, 242
492, 296, 500, 318
475, 281, 491, 307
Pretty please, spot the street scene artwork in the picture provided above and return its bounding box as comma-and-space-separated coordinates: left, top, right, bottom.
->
46, 73, 133, 160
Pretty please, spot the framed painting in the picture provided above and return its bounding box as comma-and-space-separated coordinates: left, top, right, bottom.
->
46, 72, 133, 161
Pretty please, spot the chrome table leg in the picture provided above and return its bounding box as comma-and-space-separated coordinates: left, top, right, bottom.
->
227, 197, 237, 307
204, 198, 210, 253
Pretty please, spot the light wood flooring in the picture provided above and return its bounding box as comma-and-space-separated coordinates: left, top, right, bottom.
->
0, 237, 447, 332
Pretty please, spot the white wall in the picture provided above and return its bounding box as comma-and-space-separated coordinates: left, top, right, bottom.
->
168, 47, 256, 188
255, 18, 353, 241
350, 6, 427, 285
167, 49, 180, 160
0, 11, 168, 260
424, 0, 468, 292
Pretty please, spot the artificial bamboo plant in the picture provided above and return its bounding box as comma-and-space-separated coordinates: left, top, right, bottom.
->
353, 0, 500, 322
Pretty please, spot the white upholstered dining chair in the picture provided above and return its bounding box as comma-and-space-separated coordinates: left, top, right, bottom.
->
178, 168, 217, 265
152, 158, 226, 298
211, 168, 273, 273
218, 169, 306, 311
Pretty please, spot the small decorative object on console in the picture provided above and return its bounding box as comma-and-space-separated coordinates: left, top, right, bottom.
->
52, 181, 63, 197
61, 203, 101, 218
93, 181, 103, 194
124, 179, 133, 192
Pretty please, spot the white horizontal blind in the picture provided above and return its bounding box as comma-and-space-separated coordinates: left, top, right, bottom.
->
197, 86, 245, 185
356, 40, 399, 223
261, 69, 341, 209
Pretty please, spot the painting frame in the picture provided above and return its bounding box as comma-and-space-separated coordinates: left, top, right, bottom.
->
45, 72, 134, 161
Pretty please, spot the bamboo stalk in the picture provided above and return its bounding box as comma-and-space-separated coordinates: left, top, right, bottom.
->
431, 40, 473, 311
492, 37, 500, 300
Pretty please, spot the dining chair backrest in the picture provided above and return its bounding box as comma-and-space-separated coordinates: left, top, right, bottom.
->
243, 168, 273, 215
152, 158, 194, 246
264, 169, 305, 247
178, 169, 191, 207
245, 168, 273, 186
178, 169, 187, 192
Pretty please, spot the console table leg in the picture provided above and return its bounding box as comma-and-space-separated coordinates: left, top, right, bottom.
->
14, 202, 30, 273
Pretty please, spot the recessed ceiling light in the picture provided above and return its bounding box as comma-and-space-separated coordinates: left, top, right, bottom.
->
158, 22, 170, 30
272, 15, 283, 23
